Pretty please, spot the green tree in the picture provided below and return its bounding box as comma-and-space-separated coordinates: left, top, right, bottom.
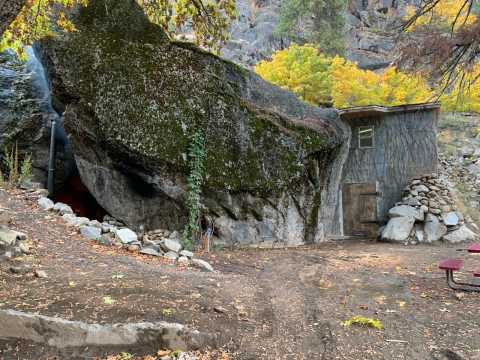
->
276, 0, 347, 56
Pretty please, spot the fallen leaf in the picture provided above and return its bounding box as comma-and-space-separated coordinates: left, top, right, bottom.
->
103, 296, 116, 305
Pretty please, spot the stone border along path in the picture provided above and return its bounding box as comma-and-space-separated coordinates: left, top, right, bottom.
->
0, 309, 216, 351
36, 194, 214, 272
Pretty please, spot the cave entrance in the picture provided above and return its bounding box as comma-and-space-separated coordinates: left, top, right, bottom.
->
51, 166, 107, 221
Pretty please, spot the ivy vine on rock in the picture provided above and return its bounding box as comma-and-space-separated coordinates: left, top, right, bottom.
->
182, 129, 206, 250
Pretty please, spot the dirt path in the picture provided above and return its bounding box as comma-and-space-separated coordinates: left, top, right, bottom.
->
1, 189, 480, 359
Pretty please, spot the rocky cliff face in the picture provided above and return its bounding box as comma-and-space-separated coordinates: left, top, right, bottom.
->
221, 0, 416, 69
0, 48, 74, 189
40, 0, 348, 246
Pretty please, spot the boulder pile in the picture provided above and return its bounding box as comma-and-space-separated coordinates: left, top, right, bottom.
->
36, 196, 214, 272
381, 175, 478, 244
0, 207, 30, 260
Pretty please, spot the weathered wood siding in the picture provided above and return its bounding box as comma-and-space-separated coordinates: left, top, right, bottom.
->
341, 109, 439, 223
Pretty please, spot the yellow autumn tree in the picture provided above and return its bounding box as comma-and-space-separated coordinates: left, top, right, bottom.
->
255, 44, 333, 106
330, 57, 433, 108
441, 64, 480, 113
255, 44, 434, 109
405, 0, 477, 31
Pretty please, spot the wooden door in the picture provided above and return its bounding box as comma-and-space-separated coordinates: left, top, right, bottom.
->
342, 183, 379, 238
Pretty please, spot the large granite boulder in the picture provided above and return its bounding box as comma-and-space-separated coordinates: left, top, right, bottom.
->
40, 0, 347, 246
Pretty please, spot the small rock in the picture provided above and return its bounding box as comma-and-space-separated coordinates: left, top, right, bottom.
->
115, 228, 138, 244
75, 217, 91, 227
213, 306, 228, 314
191, 258, 214, 272
53, 202, 74, 215
424, 213, 447, 242
164, 251, 179, 260
454, 292, 465, 301
10, 264, 32, 274
178, 256, 189, 264
127, 244, 140, 252
179, 250, 194, 258
403, 197, 421, 207
0, 229, 27, 247
80, 226, 102, 240
98, 233, 114, 246
140, 247, 162, 257
414, 185, 430, 193
18, 241, 30, 254
88, 220, 102, 228
388, 205, 424, 221
101, 223, 116, 233
34, 269, 48, 278
430, 208, 442, 215
381, 217, 415, 242
442, 212, 460, 227
443, 225, 477, 244
38, 197, 54, 211
414, 223, 424, 243
62, 213, 77, 225
161, 238, 182, 253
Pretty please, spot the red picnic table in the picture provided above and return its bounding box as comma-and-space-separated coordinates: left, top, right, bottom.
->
438, 243, 480, 291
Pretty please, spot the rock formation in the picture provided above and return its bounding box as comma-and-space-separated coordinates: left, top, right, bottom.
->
381, 175, 478, 244
221, 0, 413, 69
39, 0, 347, 246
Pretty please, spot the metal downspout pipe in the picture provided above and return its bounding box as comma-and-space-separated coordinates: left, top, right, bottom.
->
47, 117, 56, 196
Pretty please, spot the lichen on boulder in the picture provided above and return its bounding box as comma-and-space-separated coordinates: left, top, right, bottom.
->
40, 0, 346, 246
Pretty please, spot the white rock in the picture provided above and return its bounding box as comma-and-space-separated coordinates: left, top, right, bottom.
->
389, 205, 424, 221
414, 223, 424, 243
403, 197, 421, 207
414, 185, 430, 193
162, 238, 182, 253
115, 228, 138, 244
179, 250, 194, 259
443, 226, 477, 244
0, 229, 26, 247
191, 258, 214, 272
74, 217, 90, 227
140, 247, 162, 257
53, 202, 74, 215
381, 217, 415, 242
164, 251, 179, 260
442, 212, 460, 227
178, 256, 189, 264
80, 226, 101, 240
38, 197, 54, 211
34, 269, 48, 278
101, 223, 116, 233
88, 220, 102, 228
424, 213, 447, 242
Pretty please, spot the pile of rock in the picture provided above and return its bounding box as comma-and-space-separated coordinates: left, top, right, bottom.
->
36, 196, 214, 272
0, 207, 30, 260
381, 175, 478, 244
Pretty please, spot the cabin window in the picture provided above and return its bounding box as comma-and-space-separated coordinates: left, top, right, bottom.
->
358, 126, 374, 148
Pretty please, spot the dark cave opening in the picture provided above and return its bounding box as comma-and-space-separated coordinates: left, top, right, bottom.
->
51, 169, 107, 221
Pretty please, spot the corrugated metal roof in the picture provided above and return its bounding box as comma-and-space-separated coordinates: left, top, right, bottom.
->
338, 102, 440, 120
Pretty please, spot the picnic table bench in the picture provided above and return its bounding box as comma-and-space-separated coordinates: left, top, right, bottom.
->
438, 243, 480, 291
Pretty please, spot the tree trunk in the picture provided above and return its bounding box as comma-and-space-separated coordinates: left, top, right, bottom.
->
0, 0, 25, 37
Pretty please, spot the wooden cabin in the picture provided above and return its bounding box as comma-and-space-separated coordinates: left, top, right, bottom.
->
337, 102, 440, 238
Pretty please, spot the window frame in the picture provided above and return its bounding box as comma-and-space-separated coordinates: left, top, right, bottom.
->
358, 125, 375, 149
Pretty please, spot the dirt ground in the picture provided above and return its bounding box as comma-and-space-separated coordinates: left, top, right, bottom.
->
1, 189, 480, 360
